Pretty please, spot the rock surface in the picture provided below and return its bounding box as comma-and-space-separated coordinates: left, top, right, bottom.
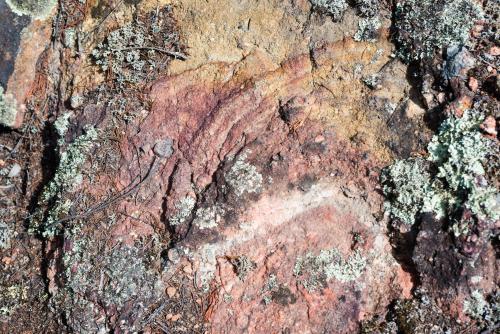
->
0, 0, 497, 333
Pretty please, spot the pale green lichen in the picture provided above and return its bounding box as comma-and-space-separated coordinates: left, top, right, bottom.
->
309, 0, 348, 21
63, 28, 77, 49
427, 111, 498, 220
30, 126, 98, 237
355, 0, 379, 17
54, 112, 72, 145
0, 86, 17, 128
394, 0, 484, 62
464, 290, 489, 320
225, 152, 263, 196
169, 196, 196, 226
381, 158, 434, 225
6, 0, 57, 19
382, 110, 499, 225
294, 248, 366, 291
261, 274, 279, 305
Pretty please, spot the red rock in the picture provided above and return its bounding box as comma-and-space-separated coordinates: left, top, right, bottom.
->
489, 46, 500, 56
64, 36, 417, 332
481, 115, 497, 138
468, 77, 479, 92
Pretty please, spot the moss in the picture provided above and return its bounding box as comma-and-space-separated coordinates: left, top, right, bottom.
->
309, 0, 348, 22
394, 0, 483, 62
6, 0, 57, 19
0, 86, 17, 128
294, 248, 366, 291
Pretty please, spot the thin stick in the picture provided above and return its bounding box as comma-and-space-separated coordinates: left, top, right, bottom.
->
114, 47, 187, 60
55, 156, 158, 224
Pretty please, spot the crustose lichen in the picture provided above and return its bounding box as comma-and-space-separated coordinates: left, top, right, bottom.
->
294, 248, 366, 291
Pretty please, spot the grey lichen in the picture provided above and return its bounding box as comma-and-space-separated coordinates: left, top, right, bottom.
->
60, 228, 162, 332
463, 290, 499, 327
362, 73, 381, 89
355, 0, 379, 18
225, 152, 263, 196
54, 112, 72, 145
70, 94, 84, 109
381, 158, 434, 225
30, 126, 98, 237
394, 0, 484, 62
0, 221, 11, 249
91, 8, 183, 88
294, 248, 366, 291
464, 290, 489, 320
193, 205, 225, 230
0, 284, 28, 320
6, 0, 57, 19
382, 110, 499, 225
354, 17, 381, 43
230, 255, 256, 281
169, 196, 196, 226
0, 86, 17, 128
309, 0, 348, 22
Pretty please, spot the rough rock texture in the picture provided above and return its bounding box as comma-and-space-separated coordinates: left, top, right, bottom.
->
0, 0, 497, 332
90, 36, 415, 332
0, 0, 52, 128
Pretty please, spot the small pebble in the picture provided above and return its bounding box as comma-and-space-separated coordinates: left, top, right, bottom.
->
153, 138, 174, 158
183, 264, 193, 274
70, 95, 84, 109
166, 286, 177, 298
167, 248, 180, 262
7, 163, 21, 178
489, 46, 500, 56
468, 77, 478, 92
